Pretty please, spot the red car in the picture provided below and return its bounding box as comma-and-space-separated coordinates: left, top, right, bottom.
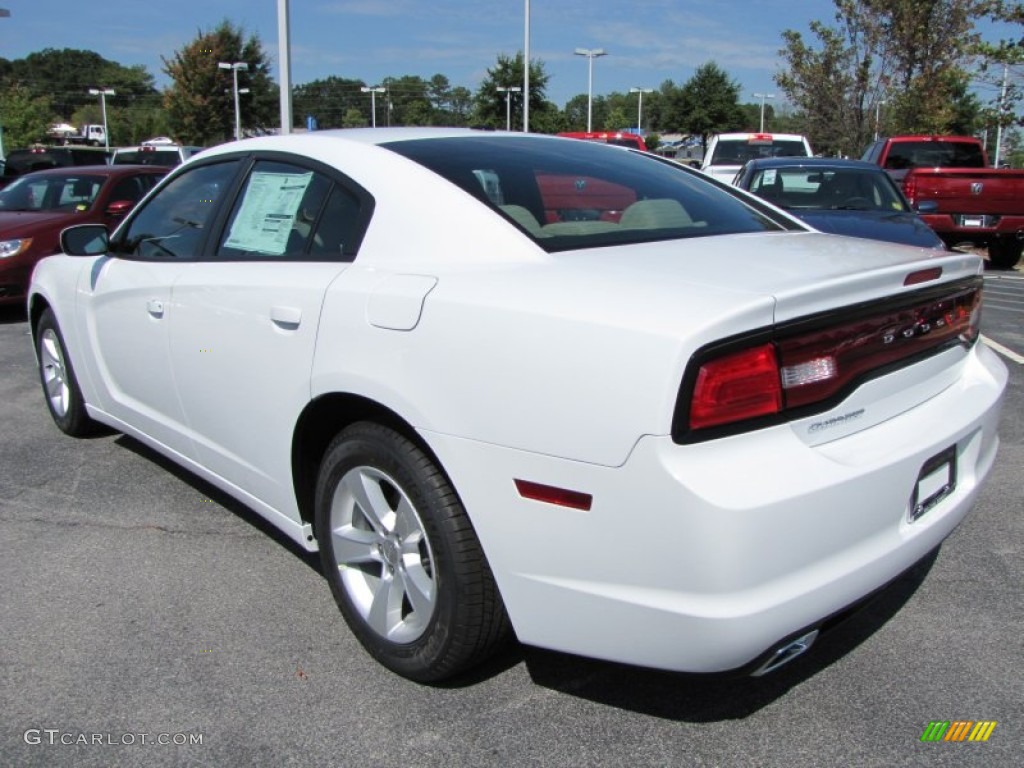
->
0, 165, 166, 305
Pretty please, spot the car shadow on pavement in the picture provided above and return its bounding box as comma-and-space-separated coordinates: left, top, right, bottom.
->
522, 548, 939, 721
109, 432, 939, 699
113, 434, 323, 575
0, 305, 28, 324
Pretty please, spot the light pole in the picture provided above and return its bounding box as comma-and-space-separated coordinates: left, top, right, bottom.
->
629, 87, 653, 134
361, 86, 385, 128
218, 62, 249, 140
574, 48, 607, 133
523, 0, 530, 133
752, 92, 774, 133
1, 8, 11, 159
88, 87, 115, 149
496, 86, 522, 131
873, 99, 887, 141
277, 0, 293, 134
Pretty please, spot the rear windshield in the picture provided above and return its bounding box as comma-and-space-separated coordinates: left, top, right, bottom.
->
2, 148, 109, 177
113, 149, 183, 166
709, 139, 810, 166
385, 135, 789, 252
881, 141, 985, 170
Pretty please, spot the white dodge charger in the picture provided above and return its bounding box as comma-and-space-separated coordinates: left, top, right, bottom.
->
29, 129, 1007, 682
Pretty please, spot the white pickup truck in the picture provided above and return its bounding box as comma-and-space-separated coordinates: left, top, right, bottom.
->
701, 132, 813, 183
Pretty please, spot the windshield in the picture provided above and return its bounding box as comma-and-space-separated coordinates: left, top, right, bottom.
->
385, 135, 791, 253
0, 173, 105, 212
748, 167, 908, 212
710, 139, 810, 166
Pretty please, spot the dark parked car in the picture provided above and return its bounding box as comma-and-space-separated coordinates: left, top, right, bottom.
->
733, 157, 945, 250
0, 146, 113, 190
0, 164, 165, 305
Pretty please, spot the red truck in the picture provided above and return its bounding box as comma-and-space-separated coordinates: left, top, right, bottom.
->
861, 135, 1024, 268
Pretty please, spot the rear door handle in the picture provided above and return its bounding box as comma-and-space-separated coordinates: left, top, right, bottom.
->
270, 305, 302, 328
146, 299, 164, 318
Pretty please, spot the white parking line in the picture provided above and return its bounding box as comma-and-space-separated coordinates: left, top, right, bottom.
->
982, 335, 1024, 364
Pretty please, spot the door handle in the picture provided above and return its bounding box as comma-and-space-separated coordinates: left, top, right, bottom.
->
146, 299, 164, 318
270, 305, 302, 328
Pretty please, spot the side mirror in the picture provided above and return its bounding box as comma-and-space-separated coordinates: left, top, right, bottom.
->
61, 224, 109, 256
914, 200, 939, 214
105, 199, 135, 217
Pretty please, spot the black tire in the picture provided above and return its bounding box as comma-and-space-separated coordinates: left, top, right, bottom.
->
36, 308, 99, 436
314, 422, 510, 681
987, 238, 1022, 270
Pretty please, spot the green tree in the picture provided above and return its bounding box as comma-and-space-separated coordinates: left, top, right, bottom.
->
675, 62, 745, 150
162, 20, 277, 144
0, 48, 162, 145
777, 0, 992, 155
341, 107, 367, 128
474, 53, 550, 130
0, 84, 57, 149
293, 76, 369, 129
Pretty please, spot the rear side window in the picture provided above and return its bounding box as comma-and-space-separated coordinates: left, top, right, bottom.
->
386, 135, 789, 253
216, 159, 367, 261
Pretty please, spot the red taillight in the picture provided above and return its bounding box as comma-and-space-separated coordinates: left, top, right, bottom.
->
902, 174, 917, 206
680, 281, 982, 439
689, 344, 782, 430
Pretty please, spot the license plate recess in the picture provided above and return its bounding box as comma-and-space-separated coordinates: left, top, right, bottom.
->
910, 445, 957, 522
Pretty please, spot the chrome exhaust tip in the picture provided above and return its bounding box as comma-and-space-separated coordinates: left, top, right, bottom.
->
750, 629, 820, 677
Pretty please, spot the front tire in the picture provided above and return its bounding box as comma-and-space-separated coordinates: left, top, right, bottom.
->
36, 308, 98, 436
315, 422, 509, 681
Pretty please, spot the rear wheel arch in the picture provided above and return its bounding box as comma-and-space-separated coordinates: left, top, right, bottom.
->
292, 393, 446, 540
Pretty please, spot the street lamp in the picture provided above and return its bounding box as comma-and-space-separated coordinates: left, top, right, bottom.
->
496, 86, 522, 131
752, 92, 774, 133
218, 62, 249, 140
629, 87, 653, 134
88, 87, 115, 149
873, 99, 887, 141
574, 47, 607, 133
361, 86, 385, 128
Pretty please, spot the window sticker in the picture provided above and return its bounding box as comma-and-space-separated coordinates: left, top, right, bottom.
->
223, 170, 314, 255
762, 169, 777, 185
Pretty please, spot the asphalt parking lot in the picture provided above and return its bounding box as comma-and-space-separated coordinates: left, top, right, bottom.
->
1, 271, 1022, 768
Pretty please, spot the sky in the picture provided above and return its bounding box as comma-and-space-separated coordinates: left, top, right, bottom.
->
0, 0, 1014, 110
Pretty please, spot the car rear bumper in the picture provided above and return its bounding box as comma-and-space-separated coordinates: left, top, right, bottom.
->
422, 342, 1007, 674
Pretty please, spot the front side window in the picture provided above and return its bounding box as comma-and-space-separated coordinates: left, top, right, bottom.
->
116, 160, 240, 260
386, 135, 790, 253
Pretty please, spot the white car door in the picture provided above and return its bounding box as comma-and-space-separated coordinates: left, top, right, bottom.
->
75, 160, 244, 459
166, 159, 371, 522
